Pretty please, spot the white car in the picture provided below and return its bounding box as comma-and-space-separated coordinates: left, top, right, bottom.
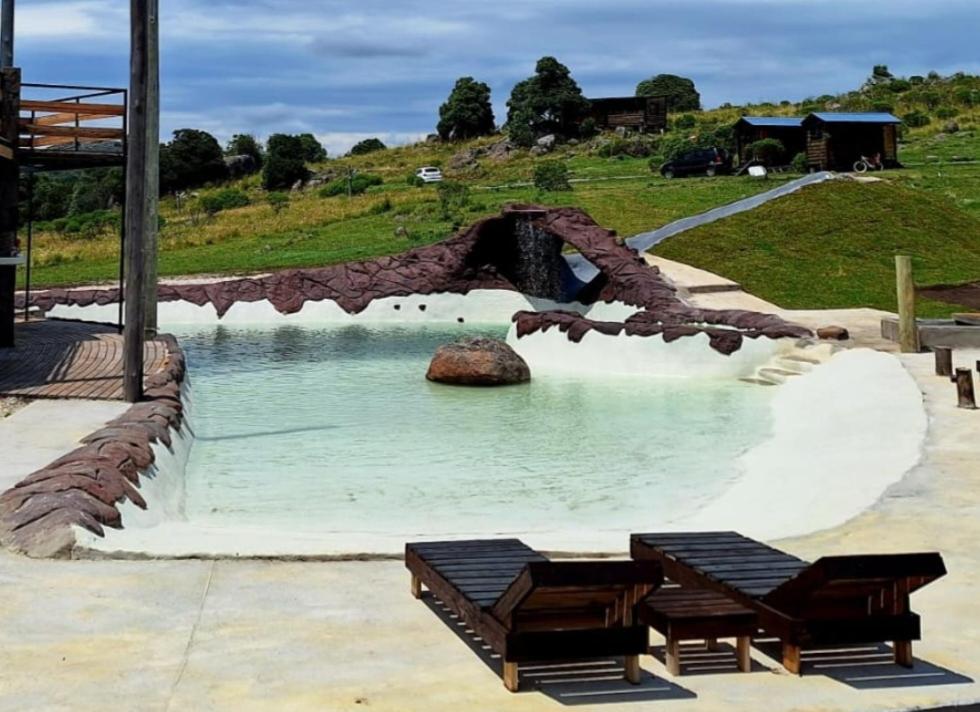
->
415, 166, 444, 184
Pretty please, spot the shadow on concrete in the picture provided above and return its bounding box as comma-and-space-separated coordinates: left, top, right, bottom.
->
648, 641, 769, 676
753, 639, 974, 690
422, 595, 696, 704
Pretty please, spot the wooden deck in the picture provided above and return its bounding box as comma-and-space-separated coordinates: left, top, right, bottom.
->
0, 320, 168, 401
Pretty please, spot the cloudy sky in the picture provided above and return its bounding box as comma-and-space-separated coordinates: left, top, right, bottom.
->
14, 0, 980, 154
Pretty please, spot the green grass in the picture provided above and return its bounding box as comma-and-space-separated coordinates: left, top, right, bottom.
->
23, 157, 787, 287
653, 180, 980, 316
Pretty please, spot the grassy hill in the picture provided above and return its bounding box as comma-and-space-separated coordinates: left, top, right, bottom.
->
653, 180, 980, 316
18, 69, 980, 318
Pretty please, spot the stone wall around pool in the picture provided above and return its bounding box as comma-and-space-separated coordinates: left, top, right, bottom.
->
0, 336, 192, 559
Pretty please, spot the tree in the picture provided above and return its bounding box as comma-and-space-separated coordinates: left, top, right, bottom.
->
636, 74, 701, 111
226, 133, 264, 168
263, 134, 309, 190
350, 138, 387, 156
159, 129, 228, 193
505, 56, 590, 147
437, 77, 495, 141
298, 133, 327, 162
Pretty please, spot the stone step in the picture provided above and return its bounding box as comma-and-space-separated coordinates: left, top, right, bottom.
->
773, 359, 812, 375
740, 377, 780, 387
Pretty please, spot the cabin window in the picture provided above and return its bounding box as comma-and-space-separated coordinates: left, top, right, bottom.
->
809, 127, 823, 140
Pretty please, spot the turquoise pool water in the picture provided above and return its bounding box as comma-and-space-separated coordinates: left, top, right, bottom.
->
173, 324, 774, 540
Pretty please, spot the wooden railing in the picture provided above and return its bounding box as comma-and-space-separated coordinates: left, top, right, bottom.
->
18, 83, 126, 160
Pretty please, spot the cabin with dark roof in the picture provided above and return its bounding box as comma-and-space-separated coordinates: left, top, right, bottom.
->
734, 116, 805, 164
803, 112, 902, 171
587, 96, 667, 133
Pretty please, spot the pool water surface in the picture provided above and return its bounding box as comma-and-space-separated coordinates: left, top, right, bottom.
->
169, 323, 774, 542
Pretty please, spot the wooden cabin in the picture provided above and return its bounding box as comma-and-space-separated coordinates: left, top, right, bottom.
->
733, 116, 805, 164
803, 112, 901, 171
588, 96, 667, 133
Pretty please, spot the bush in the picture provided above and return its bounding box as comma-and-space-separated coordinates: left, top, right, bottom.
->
406, 173, 425, 187
660, 136, 697, 162
887, 79, 911, 93
936, 106, 959, 120
436, 181, 470, 218
349, 138, 387, 156
674, 113, 696, 130
533, 161, 572, 191
319, 173, 383, 197
954, 87, 979, 107
909, 75, 925, 85
597, 137, 654, 158
791, 152, 808, 173
871, 101, 895, 113
747, 138, 785, 166
903, 111, 931, 128
198, 188, 250, 217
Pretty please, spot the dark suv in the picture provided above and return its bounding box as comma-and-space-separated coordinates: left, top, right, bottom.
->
660, 147, 731, 178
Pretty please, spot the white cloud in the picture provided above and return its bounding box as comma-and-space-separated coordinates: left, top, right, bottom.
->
16, 1, 124, 39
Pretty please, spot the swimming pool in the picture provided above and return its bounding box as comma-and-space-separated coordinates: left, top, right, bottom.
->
161, 323, 774, 547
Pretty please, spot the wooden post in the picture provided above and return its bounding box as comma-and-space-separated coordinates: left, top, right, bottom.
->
955, 368, 977, 410
894, 641, 913, 667
410, 574, 422, 599
665, 636, 681, 676
0, 0, 13, 69
502, 662, 519, 692
142, 0, 159, 336
123, 0, 150, 402
782, 642, 802, 675
896, 256, 920, 353
624, 655, 641, 684
736, 636, 752, 673
0, 67, 19, 349
933, 347, 953, 378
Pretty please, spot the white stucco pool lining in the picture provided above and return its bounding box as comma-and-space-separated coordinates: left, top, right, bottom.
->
49, 290, 927, 558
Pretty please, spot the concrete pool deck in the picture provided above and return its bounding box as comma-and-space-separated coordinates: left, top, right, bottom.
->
0, 338, 978, 710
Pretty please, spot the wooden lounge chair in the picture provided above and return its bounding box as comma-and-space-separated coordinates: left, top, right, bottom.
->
406, 539, 663, 692
631, 532, 946, 675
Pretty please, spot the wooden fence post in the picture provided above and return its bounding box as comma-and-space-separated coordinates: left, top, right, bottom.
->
933, 347, 953, 378
955, 369, 977, 410
142, 0, 159, 337
123, 0, 149, 402
896, 256, 920, 353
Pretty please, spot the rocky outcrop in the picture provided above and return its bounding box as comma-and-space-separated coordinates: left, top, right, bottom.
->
427, 338, 531, 386
0, 336, 187, 558
19, 205, 811, 355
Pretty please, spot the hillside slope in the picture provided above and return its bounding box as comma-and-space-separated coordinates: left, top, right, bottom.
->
653, 179, 980, 316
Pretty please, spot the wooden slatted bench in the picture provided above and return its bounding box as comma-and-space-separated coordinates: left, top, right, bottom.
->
406, 539, 663, 692
638, 586, 757, 675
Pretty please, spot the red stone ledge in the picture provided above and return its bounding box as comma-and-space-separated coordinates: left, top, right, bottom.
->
0, 335, 188, 558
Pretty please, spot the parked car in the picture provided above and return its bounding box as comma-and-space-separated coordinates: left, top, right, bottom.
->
660, 148, 731, 179
415, 166, 444, 184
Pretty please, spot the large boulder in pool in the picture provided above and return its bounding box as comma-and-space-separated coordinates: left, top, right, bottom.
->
427, 338, 531, 386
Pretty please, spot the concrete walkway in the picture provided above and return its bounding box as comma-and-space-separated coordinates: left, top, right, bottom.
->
0, 348, 977, 712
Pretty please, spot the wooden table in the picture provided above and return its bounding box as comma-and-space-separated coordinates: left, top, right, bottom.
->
639, 586, 757, 675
